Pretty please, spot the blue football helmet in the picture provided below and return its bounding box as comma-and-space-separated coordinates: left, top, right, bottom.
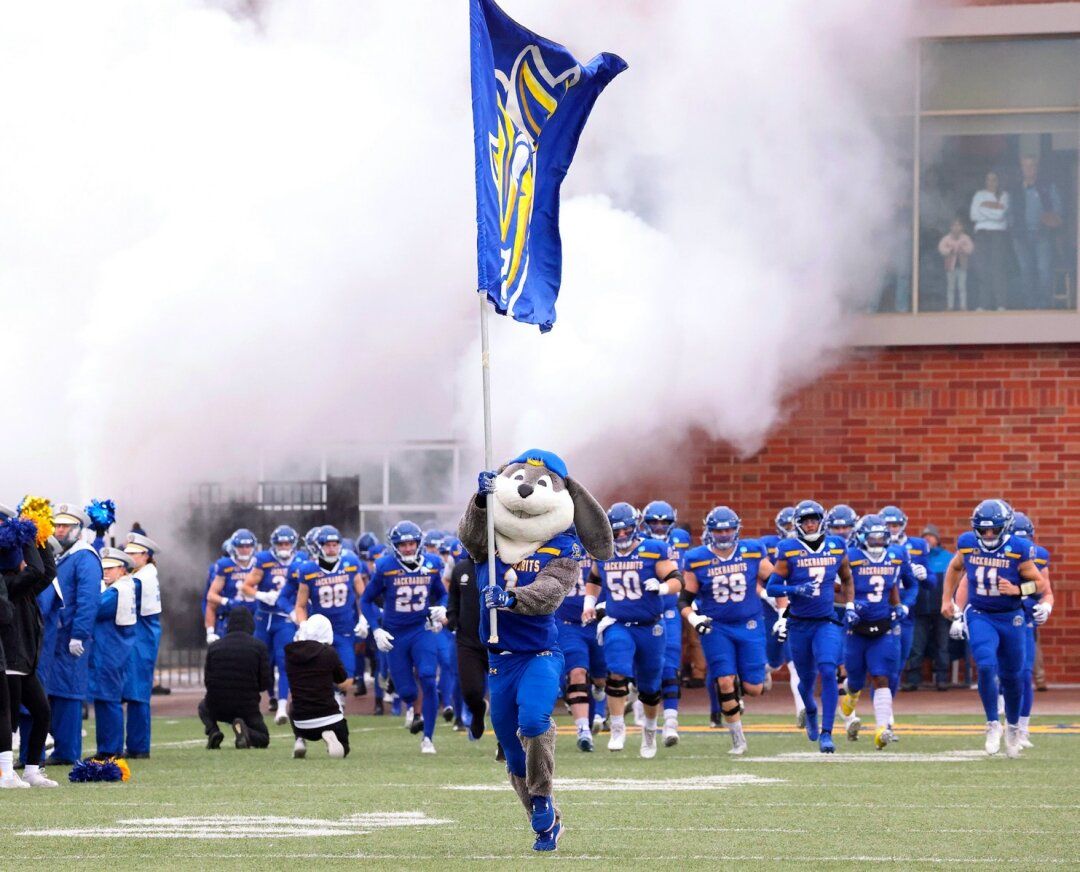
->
315, 525, 342, 561
703, 506, 741, 550
607, 503, 640, 552
1011, 512, 1035, 539
793, 500, 826, 545
356, 532, 379, 560
878, 505, 908, 542
270, 525, 298, 561
230, 528, 257, 559
303, 527, 321, 557
388, 520, 424, 568
439, 535, 460, 556
642, 500, 677, 540
421, 529, 445, 552
826, 505, 859, 544
775, 506, 796, 538
971, 499, 1013, 551
855, 514, 889, 559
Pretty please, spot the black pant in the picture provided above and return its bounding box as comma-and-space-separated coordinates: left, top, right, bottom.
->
904, 613, 951, 686
0, 672, 10, 754
197, 697, 269, 748
291, 718, 350, 756
457, 642, 488, 738
8, 673, 48, 762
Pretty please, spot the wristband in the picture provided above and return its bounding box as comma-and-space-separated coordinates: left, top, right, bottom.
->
845, 601, 855, 611
583, 594, 597, 611
1019, 580, 1037, 597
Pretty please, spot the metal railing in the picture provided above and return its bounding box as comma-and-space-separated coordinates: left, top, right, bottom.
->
154, 647, 206, 689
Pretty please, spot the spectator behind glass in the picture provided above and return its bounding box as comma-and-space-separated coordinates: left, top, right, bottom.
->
969, 171, 1011, 311
938, 218, 974, 311
1010, 155, 1063, 310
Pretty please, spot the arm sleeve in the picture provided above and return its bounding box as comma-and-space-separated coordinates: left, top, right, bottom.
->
360, 572, 384, 629
5, 543, 48, 597
72, 552, 103, 641
510, 557, 578, 616
430, 573, 448, 607
96, 586, 118, 621
766, 573, 803, 597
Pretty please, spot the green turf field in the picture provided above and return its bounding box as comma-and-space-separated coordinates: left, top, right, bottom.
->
4, 714, 1079, 870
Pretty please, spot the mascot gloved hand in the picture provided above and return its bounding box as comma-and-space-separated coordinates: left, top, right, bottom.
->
458, 449, 613, 853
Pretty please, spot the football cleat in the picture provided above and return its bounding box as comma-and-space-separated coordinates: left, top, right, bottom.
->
420, 737, 436, 754
373, 700, 385, 716
608, 722, 626, 752
293, 737, 307, 758
640, 726, 658, 759
846, 715, 861, 742
840, 691, 860, 718
1019, 730, 1034, 750
275, 700, 289, 726
662, 720, 679, 748
796, 708, 807, 730
709, 711, 723, 728
576, 730, 594, 753
592, 714, 608, 734
322, 730, 345, 759
805, 710, 820, 742
984, 721, 1003, 755
533, 820, 563, 852
22, 770, 58, 788
729, 735, 748, 756
819, 731, 835, 754
874, 727, 895, 750
206, 730, 225, 750
404, 706, 415, 729
442, 706, 454, 723
409, 717, 425, 736
1004, 725, 1022, 759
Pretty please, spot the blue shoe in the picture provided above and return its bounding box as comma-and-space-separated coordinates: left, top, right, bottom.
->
533, 821, 563, 852
805, 710, 820, 742
530, 796, 555, 834
819, 731, 835, 754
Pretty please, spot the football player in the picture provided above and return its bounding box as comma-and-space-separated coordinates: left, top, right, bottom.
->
766, 500, 854, 753
641, 500, 688, 746
878, 506, 930, 698
361, 521, 448, 754
555, 546, 606, 751
826, 504, 860, 740
942, 500, 1052, 757
1001, 512, 1052, 749
839, 515, 913, 749
204, 529, 259, 645
583, 503, 682, 758
423, 530, 459, 725
242, 525, 303, 725
760, 506, 804, 728
680, 506, 776, 755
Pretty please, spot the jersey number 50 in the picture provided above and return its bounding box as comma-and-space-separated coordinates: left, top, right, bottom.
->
606, 570, 642, 601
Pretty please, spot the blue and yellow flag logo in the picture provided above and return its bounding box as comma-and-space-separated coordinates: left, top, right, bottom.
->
471, 0, 626, 332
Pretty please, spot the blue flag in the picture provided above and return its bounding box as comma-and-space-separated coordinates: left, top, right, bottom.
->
470, 0, 626, 333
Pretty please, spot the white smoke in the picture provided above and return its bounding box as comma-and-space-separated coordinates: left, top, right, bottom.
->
0, 0, 913, 532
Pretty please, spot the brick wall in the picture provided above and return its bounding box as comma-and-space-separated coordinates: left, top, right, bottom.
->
621, 344, 1080, 682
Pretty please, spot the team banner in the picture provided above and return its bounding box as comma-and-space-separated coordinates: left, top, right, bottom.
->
470, 0, 626, 332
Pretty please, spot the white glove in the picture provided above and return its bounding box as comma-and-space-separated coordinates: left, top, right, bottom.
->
949, 618, 967, 641
1032, 602, 1052, 625
687, 612, 712, 635
644, 578, 661, 593
354, 614, 370, 639
912, 564, 927, 581
255, 590, 280, 607
373, 628, 395, 652
428, 605, 447, 624
596, 615, 616, 645
205, 628, 220, 645
772, 617, 788, 642
68, 638, 85, 657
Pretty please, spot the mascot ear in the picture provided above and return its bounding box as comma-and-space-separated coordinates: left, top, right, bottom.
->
565, 477, 614, 560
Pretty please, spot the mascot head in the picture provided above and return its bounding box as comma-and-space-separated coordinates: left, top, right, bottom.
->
491, 449, 613, 562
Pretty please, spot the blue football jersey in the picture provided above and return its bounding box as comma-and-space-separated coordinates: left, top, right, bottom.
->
896, 535, 929, 609
774, 535, 847, 619
1024, 544, 1051, 618
554, 551, 592, 624
362, 553, 446, 634
846, 545, 904, 622
215, 556, 258, 603
253, 550, 301, 615
684, 540, 765, 622
298, 554, 362, 634
760, 534, 781, 562
594, 538, 675, 624
477, 532, 582, 653
957, 531, 1035, 613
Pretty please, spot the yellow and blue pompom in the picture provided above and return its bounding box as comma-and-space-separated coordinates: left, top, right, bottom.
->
85, 498, 117, 536
16, 495, 53, 547
68, 756, 131, 783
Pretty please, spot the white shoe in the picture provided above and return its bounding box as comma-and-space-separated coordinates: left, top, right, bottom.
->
0, 773, 30, 789
1004, 724, 1022, 759
404, 706, 415, 729
293, 738, 307, 759
22, 770, 58, 788
420, 737, 436, 755
662, 720, 679, 748
1019, 730, 1034, 750
322, 730, 345, 759
984, 720, 1003, 755
631, 700, 644, 726
846, 715, 861, 742
592, 714, 606, 734
640, 726, 657, 759
275, 701, 289, 726
729, 735, 748, 756
608, 722, 626, 752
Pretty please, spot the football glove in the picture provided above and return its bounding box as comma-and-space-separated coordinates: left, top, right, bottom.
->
1032, 602, 1052, 625
477, 470, 497, 496
844, 604, 859, 627
772, 616, 788, 642
353, 615, 370, 639
373, 628, 395, 652
205, 628, 220, 645
687, 612, 712, 636
596, 615, 616, 645
892, 604, 909, 622
792, 581, 816, 598
912, 563, 927, 581
483, 586, 516, 610
255, 590, 279, 607
948, 618, 967, 641
68, 638, 85, 657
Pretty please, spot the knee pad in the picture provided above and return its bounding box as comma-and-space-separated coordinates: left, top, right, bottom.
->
638, 689, 662, 706
662, 676, 681, 701
718, 685, 742, 718
606, 676, 630, 698
565, 682, 590, 707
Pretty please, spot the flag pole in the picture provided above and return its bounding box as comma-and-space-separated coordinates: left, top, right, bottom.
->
480, 293, 500, 644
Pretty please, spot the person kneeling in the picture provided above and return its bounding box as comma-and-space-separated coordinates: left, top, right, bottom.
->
198, 608, 272, 749
285, 615, 351, 759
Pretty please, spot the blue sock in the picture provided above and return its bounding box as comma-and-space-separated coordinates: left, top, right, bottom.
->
819, 666, 839, 734
976, 665, 1000, 721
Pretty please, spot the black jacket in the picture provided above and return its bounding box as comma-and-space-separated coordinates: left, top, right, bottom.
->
284, 640, 347, 722
1, 543, 56, 674
204, 608, 272, 715
446, 557, 481, 649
